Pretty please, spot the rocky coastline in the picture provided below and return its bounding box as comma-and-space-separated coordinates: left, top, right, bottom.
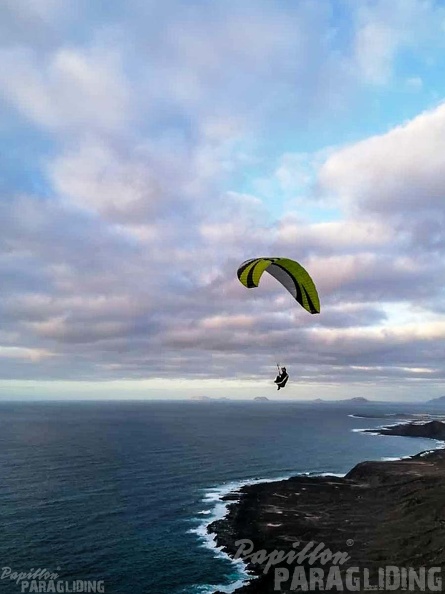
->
363, 419, 445, 441
209, 421, 445, 593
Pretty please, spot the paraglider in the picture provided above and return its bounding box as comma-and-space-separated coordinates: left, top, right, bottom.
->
274, 365, 289, 390
237, 257, 320, 389
236, 257, 320, 314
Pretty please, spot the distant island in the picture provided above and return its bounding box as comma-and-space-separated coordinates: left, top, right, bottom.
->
427, 395, 445, 405
188, 396, 373, 404
313, 396, 370, 404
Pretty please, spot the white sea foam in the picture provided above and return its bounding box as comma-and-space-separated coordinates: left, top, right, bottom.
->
417, 442, 445, 457
348, 414, 398, 420
191, 470, 345, 593
419, 450, 436, 457
188, 477, 270, 592
194, 577, 247, 594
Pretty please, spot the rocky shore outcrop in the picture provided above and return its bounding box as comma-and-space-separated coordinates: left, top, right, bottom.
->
210, 422, 445, 593
364, 420, 445, 441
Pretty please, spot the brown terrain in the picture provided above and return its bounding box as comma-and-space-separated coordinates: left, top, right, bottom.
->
210, 421, 445, 593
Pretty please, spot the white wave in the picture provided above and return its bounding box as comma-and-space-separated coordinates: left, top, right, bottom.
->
193, 577, 248, 594
419, 450, 436, 457
381, 420, 412, 428
380, 456, 412, 461
188, 478, 262, 592
419, 440, 445, 454
190, 469, 345, 594
348, 414, 397, 420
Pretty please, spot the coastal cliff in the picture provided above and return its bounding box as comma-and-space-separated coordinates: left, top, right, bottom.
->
363, 420, 445, 440
210, 422, 445, 593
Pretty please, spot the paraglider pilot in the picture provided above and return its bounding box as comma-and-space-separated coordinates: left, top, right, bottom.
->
274, 365, 289, 390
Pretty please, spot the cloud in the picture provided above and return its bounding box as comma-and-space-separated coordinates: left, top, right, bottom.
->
127, 0, 351, 126
354, 20, 399, 85
350, 0, 445, 85
0, 0, 67, 50
3, 0, 65, 22
2, 0, 445, 395
275, 218, 391, 254
318, 102, 445, 252
0, 44, 130, 134
406, 76, 423, 91
0, 345, 53, 362
48, 140, 170, 224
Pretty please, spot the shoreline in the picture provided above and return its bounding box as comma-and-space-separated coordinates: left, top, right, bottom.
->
194, 474, 314, 593
206, 420, 445, 594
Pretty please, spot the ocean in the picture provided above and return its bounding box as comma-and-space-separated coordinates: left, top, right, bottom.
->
0, 400, 440, 594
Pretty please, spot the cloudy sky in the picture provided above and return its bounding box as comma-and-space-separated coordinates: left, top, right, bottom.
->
1, 0, 445, 401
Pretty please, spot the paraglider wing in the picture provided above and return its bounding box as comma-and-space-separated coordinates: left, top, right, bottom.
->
237, 257, 320, 314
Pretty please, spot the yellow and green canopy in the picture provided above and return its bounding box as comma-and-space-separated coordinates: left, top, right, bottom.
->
237, 257, 320, 314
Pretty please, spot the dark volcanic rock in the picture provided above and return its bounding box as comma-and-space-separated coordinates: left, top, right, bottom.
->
210, 450, 445, 593
365, 420, 445, 440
